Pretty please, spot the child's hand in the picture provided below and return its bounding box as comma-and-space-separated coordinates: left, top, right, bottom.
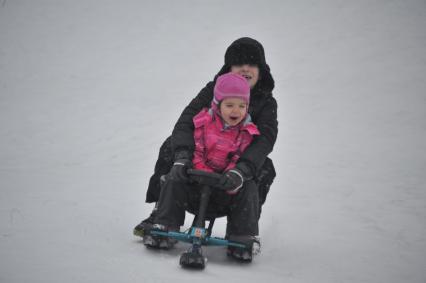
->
220, 169, 244, 194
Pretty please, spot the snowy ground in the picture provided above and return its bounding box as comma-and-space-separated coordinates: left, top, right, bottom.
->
1, 1, 426, 282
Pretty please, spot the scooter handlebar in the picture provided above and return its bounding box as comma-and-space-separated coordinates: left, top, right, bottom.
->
186, 169, 223, 188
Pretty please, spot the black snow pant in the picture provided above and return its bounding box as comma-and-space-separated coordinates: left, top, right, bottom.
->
145, 136, 276, 207
154, 176, 260, 236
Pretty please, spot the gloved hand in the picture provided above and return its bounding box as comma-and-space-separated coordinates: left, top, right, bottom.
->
220, 168, 244, 195
169, 159, 192, 182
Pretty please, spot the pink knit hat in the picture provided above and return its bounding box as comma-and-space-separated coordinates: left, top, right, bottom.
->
213, 73, 250, 106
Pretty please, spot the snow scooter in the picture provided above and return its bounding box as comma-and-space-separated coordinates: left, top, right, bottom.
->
149, 169, 248, 269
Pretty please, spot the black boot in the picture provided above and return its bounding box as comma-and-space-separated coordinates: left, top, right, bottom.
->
133, 207, 158, 237
227, 235, 261, 262
142, 224, 178, 249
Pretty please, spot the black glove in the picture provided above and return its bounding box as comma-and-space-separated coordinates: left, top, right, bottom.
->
220, 168, 244, 195
169, 159, 192, 182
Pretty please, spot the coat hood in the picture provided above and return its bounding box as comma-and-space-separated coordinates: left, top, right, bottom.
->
215, 37, 275, 94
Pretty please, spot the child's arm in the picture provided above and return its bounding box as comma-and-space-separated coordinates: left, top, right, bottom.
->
224, 154, 240, 172
192, 125, 215, 173
224, 127, 259, 172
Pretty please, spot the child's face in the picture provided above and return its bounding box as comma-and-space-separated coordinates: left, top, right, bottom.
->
230, 64, 260, 88
219, 97, 248, 126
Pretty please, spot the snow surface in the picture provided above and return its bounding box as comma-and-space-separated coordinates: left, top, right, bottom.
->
1, 1, 426, 282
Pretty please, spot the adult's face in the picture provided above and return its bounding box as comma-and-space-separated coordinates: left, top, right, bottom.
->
230, 64, 260, 89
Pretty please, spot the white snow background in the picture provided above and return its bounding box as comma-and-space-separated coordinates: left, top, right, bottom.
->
1, 1, 425, 282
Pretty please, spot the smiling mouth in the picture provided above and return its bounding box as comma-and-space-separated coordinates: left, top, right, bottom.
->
242, 74, 252, 80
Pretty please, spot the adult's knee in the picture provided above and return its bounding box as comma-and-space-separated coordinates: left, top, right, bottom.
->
162, 176, 187, 196
245, 180, 258, 194
238, 180, 259, 201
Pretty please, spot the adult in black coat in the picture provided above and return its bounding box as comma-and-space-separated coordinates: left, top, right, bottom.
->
134, 37, 278, 236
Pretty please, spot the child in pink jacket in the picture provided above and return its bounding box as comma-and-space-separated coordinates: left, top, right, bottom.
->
192, 72, 259, 193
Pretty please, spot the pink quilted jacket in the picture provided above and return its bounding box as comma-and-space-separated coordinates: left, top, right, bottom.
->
192, 108, 260, 173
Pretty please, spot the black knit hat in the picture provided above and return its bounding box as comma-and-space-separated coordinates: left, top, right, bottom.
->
217, 37, 274, 93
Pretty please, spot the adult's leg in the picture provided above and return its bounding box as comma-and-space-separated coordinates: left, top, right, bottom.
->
133, 136, 173, 236
226, 180, 261, 261
154, 178, 189, 228
142, 177, 190, 249
227, 180, 260, 236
